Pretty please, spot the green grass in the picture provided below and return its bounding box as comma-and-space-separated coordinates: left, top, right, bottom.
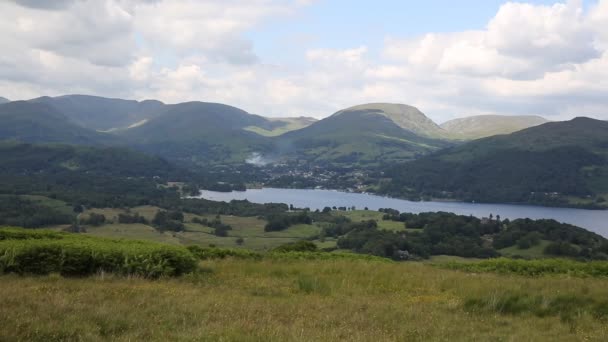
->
244, 117, 316, 137
84, 224, 182, 245
2, 259, 608, 340
499, 240, 552, 258
80, 213, 320, 251
1, 194, 74, 217
336, 210, 408, 231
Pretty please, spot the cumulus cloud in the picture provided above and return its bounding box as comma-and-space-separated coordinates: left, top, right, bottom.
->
1, 0, 608, 122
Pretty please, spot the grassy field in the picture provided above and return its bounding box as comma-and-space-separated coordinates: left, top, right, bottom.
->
337, 210, 417, 231
1, 259, 608, 341
79, 208, 321, 250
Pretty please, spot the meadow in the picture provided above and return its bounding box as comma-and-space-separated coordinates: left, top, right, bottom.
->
78, 207, 322, 250
2, 227, 608, 340
1, 258, 608, 341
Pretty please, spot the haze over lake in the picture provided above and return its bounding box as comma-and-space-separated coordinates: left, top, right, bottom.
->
195, 188, 608, 238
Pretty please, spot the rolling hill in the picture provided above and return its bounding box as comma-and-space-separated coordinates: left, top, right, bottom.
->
0, 101, 115, 145
30, 95, 166, 131
380, 117, 608, 208
441, 115, 548, 139
334, 103, 447, 138
121, 101, 276, 165
276, 103, 451, 166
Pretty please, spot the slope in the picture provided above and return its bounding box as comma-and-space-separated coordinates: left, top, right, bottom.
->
244, 116, 317, 137
0, 101, 115, 145
122, 101, 274, 165
333, 103, 447, 139
0, 97, 9, 104
0, 142, 183, 208
380, 117, 608, 208
30, 94, 165, 131
276, 103, 450, 166
441, 115, 548, 139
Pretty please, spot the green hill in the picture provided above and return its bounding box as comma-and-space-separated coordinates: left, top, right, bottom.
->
121, 101, 275, 165
380, 117, 608, 208
441, 115, 548, 140
0, 101, 115, 145
0, 142, 185, 208
30, 95, 165, 131
276, 103, 451, 166
334, 103, 447, 138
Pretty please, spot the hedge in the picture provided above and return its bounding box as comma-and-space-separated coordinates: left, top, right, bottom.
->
0, 228, 197, 278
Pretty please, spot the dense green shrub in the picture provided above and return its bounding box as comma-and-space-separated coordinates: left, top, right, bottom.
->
185, 245, 391, 262
273, 241, 318, 253
0, 228, 197, 278
438, 258, 608, 278
186, 245, 262, 260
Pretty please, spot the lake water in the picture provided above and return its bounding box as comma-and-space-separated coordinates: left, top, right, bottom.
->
194, 188, 608, 238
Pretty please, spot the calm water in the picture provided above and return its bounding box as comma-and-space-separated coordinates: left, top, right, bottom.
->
194, 188, 608, 238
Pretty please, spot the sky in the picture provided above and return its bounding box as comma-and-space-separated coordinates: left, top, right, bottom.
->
1, 0, 608, 123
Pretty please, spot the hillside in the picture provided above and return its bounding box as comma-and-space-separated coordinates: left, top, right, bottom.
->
244, 116, 317, 136
334, 103, 447, 138
441, 115, 548, 139
276, 103, 451, 166
122, 101, 275, 165
380, 117, 608, 208
30, 95, 166, 131
0, 142, 185, 208
0, 101, 115, 145
0, 97, 9, 104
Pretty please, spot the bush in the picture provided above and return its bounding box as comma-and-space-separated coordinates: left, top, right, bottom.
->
186, 245, 262, 260
438, 258, 608, 278
273, 241, 318, 253
0, 227, 197, 278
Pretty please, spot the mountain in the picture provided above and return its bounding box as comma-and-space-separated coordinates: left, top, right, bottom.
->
30, 95, 165, 131
0, 101, 115, 145
380, 117, 608, 208
0, 97, 9, 104
276, 103, 451, 166
441, 115, 548, 139
333, 103, 447, 138
122, 101, 275, 164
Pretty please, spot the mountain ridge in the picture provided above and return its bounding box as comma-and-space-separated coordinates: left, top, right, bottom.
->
441, 114, 548, 139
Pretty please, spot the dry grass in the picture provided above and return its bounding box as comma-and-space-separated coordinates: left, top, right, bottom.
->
1, 260, 608, 341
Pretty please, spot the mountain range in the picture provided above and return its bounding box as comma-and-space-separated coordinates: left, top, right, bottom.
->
0, 93, 605, 208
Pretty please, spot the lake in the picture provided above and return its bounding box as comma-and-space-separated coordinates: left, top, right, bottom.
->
194, 188, 608, 238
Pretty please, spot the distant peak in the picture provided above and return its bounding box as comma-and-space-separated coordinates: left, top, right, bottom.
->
331, 102, 446, 139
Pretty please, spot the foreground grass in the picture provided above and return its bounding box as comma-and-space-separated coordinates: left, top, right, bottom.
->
1, 259, 608, 341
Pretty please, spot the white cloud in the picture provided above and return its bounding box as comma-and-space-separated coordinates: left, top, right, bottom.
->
1, 1, 608, 122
